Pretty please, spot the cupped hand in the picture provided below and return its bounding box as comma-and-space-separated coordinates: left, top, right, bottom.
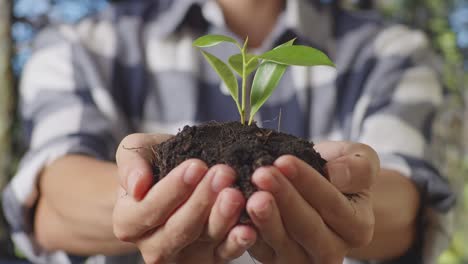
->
246, 141, 379, 264
112, 133, 257, 264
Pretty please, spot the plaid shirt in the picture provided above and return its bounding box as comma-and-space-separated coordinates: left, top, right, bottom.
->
2, 0, 455, 263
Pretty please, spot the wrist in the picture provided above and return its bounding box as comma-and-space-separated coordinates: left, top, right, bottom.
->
347, 169, 420, 260
35, 155, 134, 255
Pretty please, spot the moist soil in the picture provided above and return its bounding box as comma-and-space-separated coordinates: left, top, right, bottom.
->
152, 121, 327, 222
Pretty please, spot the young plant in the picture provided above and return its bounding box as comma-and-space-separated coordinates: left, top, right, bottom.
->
193, 34, 335, 125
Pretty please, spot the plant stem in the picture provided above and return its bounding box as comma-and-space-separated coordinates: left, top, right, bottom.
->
232, 42, 245, 123
241, 55, 247, 124
240, 109, 245, 124
238, 103, 244, 124
248, 113, 254, 125
241, 38, 248, 125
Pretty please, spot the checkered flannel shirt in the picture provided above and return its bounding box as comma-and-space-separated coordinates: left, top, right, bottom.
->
2, 0, 455, 263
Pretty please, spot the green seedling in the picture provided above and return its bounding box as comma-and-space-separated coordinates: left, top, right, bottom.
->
193, 34, 335, 125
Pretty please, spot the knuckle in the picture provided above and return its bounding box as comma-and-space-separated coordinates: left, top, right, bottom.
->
112, 207, 143, 242
172, 232, 192, 248
171, 227, 200, 248
112, 209, 131, 241
194, 197, 212, 211
345, 214, 375, 248
352, 218, 375, 247
114, 217, 157, 243
197, 232, 213, 243
113, 222, 134, 242
141, 211, 165, 231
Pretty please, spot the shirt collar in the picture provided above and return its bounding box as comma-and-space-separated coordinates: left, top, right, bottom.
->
153, 0, 334, 53
284, 0, 335, 53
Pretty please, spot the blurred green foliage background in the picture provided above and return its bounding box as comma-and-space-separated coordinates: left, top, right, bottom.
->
374, 1, 468, 263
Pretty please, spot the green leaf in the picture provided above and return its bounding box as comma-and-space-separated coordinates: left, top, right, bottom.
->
246, 56, 260, 74
228, 53, 259, 76
248, 39, 298, 124
274, 38, 296, 49
193, 34, 238, 48
249, 62, 288, 124
259, 45, 335, 67
201, 50, 240, 109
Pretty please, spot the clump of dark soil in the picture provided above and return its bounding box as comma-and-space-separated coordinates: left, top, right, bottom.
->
152, 121, 327, 222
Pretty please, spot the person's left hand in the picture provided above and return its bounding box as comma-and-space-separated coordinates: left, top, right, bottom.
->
246, 141, 380, 263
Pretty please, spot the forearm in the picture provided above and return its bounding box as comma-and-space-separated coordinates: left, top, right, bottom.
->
35, 155, 136, 255
349, 168, 421, 260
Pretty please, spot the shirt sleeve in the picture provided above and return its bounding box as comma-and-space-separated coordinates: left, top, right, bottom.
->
350, 25, 456, 264
2, 23, 128, 264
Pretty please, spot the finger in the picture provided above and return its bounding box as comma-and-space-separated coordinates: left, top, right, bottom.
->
113, 159, 207, 241
251, 166, 346, 258
247, 191, 308, 263
206, 188, 244, 242
314, 141, 380, 193
248, 239, 275, 263
313, 140, 349, 161
144, 165, 237, 256
216, 225, 257, 261
274, 156, 375, 247
116, 133, 172, 199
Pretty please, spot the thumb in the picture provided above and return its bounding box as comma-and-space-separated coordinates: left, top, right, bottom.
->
116, 133, 173, 200
315, 142, 380, 194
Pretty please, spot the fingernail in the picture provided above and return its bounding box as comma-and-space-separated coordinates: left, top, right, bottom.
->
255, 168, 280, 192
268, 173, 281, 192
328, 163, 351, 189
127, 171, 141, 197
211, 168, 233, 193
237, 235, 254, 248
253, 200, 272, 220
275, 158, 298, 180
183, 162, 206, 185
220, 194, 241, 218
283, 162, 298, 180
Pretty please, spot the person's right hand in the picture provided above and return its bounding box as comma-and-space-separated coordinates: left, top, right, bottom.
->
113, 133, 257, 264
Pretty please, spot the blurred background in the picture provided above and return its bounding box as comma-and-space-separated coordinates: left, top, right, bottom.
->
0, 0, 467, 263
